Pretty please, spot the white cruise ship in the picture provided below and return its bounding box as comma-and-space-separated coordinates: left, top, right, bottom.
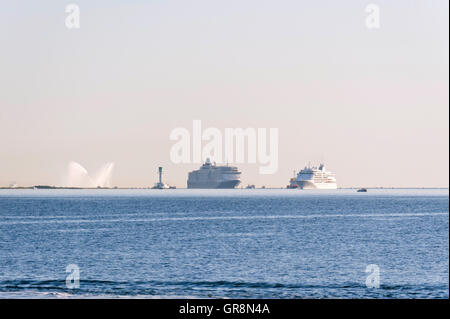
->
187, 158, 241, 189
294, 163, 337, 189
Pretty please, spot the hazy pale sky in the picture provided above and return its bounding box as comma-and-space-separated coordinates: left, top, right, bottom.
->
0, 0, 448, 188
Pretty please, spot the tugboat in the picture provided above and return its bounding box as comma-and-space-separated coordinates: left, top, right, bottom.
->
287, 171, 299, 188
357, 188, 368, 192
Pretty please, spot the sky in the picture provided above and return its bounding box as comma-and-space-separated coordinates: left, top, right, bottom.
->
0, 0, 448, 188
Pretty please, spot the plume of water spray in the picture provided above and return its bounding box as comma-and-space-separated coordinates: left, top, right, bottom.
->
93, 163, 115, 188
64, 161, 94, 187
64, 161, 114, 188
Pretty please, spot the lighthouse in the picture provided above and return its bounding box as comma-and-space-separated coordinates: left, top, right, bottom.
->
158, 167, 163, 185
152, 167, 175, 189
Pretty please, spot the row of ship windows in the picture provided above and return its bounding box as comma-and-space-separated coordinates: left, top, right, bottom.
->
301, 179, 334, 182
299, 173, 334, 176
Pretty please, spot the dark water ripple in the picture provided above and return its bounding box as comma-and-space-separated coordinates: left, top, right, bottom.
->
0, 279, 447, 299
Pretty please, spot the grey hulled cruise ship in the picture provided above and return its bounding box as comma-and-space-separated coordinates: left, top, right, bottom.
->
187, 158, 241, 189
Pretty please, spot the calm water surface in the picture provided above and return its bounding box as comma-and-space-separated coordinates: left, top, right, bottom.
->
0, 189, 448, 298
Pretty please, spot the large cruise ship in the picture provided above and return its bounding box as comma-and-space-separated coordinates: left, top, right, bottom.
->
289, 163, 337, 189
187, 158, 241, 189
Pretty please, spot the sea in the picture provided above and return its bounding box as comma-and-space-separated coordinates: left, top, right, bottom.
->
0, 188, 448, 299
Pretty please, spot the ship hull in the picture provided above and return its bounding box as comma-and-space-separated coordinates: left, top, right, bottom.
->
297, 180, 337, 190
187, 180, 241, 189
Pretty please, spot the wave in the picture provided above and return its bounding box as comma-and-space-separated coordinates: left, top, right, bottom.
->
0, 278, 446, 291
0, 212, 447, 226
1, 279, 447, 299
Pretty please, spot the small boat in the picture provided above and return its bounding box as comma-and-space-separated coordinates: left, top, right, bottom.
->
286, 172, 299, 188
357, 188, 368, 192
